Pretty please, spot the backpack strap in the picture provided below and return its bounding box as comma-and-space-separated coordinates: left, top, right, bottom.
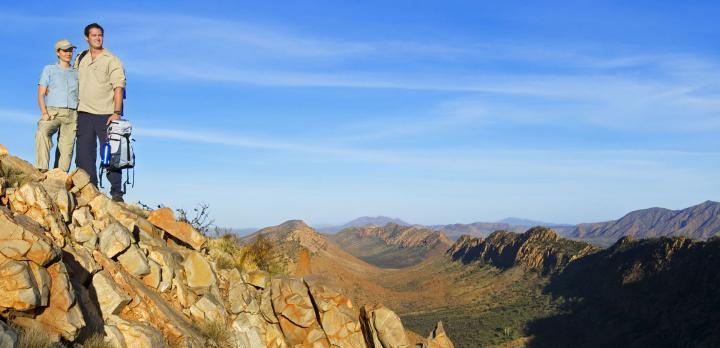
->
98, 164, 105, 189
74, 49, 89, 69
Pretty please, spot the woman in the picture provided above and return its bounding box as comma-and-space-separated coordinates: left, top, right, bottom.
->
36, 39, 79, 172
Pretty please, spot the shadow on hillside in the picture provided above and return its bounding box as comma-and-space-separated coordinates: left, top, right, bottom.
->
525, 238, 720, 348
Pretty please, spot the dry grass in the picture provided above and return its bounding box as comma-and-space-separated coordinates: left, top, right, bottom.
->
124, 203, 150, 218
195, 320, 233, 348
15, 323, 55, 348
0, 164, 32, 188
76, 333, 106, 348
209, 234, 249, 272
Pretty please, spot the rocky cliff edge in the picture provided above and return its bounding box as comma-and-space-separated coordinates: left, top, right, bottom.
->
0, 144, 453, 348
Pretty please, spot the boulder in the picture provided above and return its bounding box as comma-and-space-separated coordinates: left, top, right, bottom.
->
92, 252, 202, 346
142, 259, 162, 289
360, 304, 410, 348
99, 222, 132, 259
232, 312, 268, 348
228, 282, 260, 314
270, 277, 330, 347
92, 270, 131, 318
245, 269, 270, 289
0, 144, 7, 156
32, 298, 85, 341
72, 206, 94, 227
147, 208, 206, 250
306, 279, 365, 348
41, 169, 74, 223
63, 244, 101, 284
181, 251, 216, 289
68, 168, 91, 193
105, 316, 167, 348
0, 207, 59, 266
32, 262, 85, 341
71, 224, 97, 247
117, 244, 151, 277
0, 256, 40, 310
41, 168, 72, 192
146, 248, 174, 293
104, 324, 126, 348
0, 320, 18, 348
260, 285, 278, 324
75, 183, 99, 207
188, 293, 226, 323
7, 182, 68, 247
28, 261, 51, 306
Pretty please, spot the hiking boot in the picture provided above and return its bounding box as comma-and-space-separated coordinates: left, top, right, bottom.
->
111, 193, 124, 203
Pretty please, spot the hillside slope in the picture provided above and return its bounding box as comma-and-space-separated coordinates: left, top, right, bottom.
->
528, 236, 720, 347
329, 223, 452, 268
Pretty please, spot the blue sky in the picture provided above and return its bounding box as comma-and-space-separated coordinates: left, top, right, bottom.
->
1, 1, 718, 228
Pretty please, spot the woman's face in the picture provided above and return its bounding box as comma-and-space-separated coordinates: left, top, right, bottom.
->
56, 48, 74, 64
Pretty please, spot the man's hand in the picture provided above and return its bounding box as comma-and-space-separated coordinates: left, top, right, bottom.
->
107, 113, 121, 125
40, 113, 49, 121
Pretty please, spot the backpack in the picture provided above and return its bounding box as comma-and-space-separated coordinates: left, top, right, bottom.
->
100, 119, 135, 193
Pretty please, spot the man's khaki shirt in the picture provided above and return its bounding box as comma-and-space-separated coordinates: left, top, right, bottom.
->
75, 49, 126, 115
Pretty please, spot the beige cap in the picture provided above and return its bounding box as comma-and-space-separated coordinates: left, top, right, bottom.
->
54, 39, 76, 51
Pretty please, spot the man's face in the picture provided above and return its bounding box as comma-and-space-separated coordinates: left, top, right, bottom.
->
86, 28, 103, 49
56, 48, 74, 63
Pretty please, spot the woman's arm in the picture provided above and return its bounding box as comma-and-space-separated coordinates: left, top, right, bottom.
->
37, 85, 49, 120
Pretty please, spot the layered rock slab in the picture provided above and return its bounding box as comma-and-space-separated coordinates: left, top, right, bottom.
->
147, 208, 206, 250
270, 277, 330, 347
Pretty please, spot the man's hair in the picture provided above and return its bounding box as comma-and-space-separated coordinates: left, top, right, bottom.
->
84, 23, 104, 37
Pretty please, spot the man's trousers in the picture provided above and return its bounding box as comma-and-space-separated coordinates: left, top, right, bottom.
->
75, 111, 122, 195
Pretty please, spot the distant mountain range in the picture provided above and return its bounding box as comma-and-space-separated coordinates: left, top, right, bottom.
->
569, 200, 720, 243
310, 201, 720, 245
317, 216, 409, 233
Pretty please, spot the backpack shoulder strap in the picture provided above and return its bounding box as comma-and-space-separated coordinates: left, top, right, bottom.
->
74, 50, 89, 69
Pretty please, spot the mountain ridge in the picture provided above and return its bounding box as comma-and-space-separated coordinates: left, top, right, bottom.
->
570, 200, 720, 242
328, 223, 452, 268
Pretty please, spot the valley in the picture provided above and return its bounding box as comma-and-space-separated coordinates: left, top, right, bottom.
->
244, 219, 720, 347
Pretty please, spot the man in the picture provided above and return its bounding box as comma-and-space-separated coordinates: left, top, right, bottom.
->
36, 39, 78, 172
75, 23, 126, 202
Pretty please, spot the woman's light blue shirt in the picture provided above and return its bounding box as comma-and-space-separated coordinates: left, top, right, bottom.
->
38, 63, 79, 109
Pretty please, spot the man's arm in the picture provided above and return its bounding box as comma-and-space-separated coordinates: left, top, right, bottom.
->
107, 87, 124, 125
37, 85, 49, 121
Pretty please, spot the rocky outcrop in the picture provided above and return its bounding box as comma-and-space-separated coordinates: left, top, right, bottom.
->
360, 304, 410, 348
422, 321, 454, 348
147, 208, 207, 250
449, 227, 598, 274
528, 236, 720, 347
0, 144, 454, 347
